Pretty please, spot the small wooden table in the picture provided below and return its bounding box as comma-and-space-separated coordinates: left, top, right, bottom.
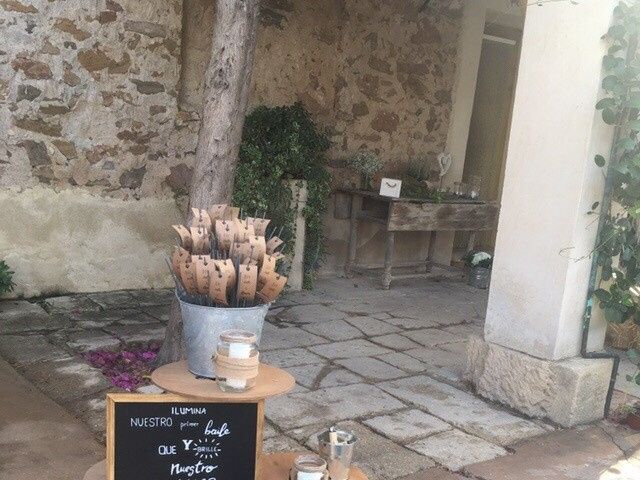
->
340, 189, 499, 289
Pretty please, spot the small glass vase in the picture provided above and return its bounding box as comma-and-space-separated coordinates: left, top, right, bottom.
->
214, 330, 259, 392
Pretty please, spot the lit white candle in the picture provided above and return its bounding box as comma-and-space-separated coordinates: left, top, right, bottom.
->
227, 341, 251, 389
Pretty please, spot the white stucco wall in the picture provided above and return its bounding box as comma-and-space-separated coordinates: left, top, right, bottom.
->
0, 187, 180, 297
484, 0, 616, 361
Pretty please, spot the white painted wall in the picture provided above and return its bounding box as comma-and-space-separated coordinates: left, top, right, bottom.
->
484, 0, 616, 361
433, 1, 487, 264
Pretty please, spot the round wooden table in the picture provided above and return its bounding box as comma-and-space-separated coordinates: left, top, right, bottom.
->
151, 360, 295, 401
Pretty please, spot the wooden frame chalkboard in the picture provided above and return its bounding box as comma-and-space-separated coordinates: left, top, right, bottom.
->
106, 393, 263, 480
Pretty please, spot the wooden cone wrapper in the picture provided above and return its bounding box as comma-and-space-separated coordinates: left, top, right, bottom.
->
224, 206, 240, 220
209, 269, 230, 305
235, 222, 255, 243
266, 236, 283, 254
248, 236, 266, 263
172, 246, 190, 275
190, 227, 209, 254
192, 256, 211, 295
215, 220, 236, 251
208, 204, 228, 222
247, 217, 270, 236
179, 261, 198, 294
214, 351, 259, 380
172, 225, 192, 250
214, 259, 236, 291
258, 254, 277, 286
258, 274, 287, 303
190, 208, 212, 231
237, 264, 258, 301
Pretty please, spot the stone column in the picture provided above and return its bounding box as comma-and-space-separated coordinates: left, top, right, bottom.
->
467, 0, 616, 427
286, 180, 308, 291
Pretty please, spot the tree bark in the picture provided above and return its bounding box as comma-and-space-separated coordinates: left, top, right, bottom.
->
156, 0, 260, 366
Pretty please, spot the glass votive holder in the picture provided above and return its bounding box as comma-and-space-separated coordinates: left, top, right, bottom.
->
469, 175, 482, 199
453, 181, 462, 196
290, 453, 328, 480
213, 330, 259, 392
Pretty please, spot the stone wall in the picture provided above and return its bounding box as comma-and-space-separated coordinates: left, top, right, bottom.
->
0, 0, 461, 296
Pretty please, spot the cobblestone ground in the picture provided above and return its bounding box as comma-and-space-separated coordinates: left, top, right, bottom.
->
0, 276, 555, 478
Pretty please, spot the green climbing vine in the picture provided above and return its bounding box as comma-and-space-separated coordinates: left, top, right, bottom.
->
592, 2, 640, 380
232, 103, 331, 289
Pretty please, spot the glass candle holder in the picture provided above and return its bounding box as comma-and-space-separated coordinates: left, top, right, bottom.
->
469, 175, 482, 199
290, 454, 327, 480
214, 330, 259, 392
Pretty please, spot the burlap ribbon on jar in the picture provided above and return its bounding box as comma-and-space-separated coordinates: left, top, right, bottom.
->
214, 352, 260, 380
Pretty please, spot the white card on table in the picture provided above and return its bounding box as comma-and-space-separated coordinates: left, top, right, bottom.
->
379, 178, 402, 198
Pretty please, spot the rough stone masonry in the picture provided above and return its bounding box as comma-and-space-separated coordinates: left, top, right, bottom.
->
0, 0, 462, 296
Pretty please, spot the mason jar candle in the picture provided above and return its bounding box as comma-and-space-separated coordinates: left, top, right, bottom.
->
291, 454, 327, 480
214, 330, 259, 392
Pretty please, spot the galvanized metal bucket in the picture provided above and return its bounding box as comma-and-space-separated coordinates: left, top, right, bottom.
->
467, 266, 491, 289
179, 298, 269, 378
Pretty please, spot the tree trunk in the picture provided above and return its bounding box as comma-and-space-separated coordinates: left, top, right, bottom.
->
156, 0, 260, 366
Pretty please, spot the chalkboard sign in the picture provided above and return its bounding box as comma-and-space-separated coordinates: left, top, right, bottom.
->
107, 394, 259, 480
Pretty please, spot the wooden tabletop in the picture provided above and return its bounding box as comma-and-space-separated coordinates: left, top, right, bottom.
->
85, 452, 369, 480
338, 188, 485, 205
151, 361, 295, 401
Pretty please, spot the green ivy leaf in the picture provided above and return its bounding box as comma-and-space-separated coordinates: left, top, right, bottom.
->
595, 154, 606, 167
596, 98, 616, 110
609, 24, 627, 40
603, 75, 621, 91
602, 107, 618, 125
617, 137, 637, 151
629, 119, 640, 131
629, 92, 640, 108
604, 306, 626, 323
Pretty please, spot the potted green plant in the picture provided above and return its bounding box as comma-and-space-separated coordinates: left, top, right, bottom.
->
0, 260, 15, 296
348, 151, 382, 190
464, 251, 493, 289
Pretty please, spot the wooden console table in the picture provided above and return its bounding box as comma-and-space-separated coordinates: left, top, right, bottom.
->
340, 189, 499, 289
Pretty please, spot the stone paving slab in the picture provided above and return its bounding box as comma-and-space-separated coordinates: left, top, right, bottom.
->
345, 316, 401, 336
103, 322, 166, 343
336, 356, 407, 381
301, 319, 363, 341
302, 421, 436, 479
128, 288, 174, 306
0, 334, 70, 366
403, 328, 463, 347
407, 429, 508, 471
370, 333, 422, 350
43, 296, 102, 314
66, 330, 121, 351
309, 339, 393, 359
364, 409, 452, 443
384, 316, 441, 329
21, 356, 112, 403
280, 304, 347, 324
379, 375, 549, 445
266, 383, 405, 430
0, 302, 70, 333
260, 325, 327, 350
464, 426, 634, 480
86, 291, 137, 309
375, 352, 430, 374
287, 363, 363, 389
261, 347, 326, 368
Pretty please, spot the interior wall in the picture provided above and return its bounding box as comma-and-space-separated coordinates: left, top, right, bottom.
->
459, 37, 519, 251
180, 0, 464, 273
